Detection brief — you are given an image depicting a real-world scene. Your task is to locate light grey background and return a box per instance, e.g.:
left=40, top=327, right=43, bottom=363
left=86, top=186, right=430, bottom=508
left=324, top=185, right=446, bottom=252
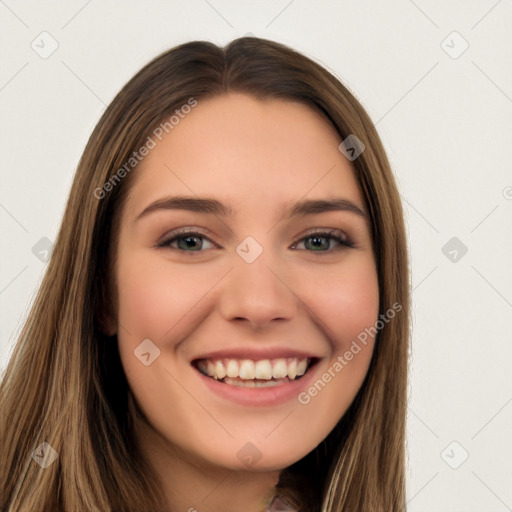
left=1, top=1, right=511, bottom=510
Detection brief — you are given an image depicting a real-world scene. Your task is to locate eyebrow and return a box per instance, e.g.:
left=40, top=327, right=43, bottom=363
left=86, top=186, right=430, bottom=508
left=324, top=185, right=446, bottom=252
left=135, top=195, right=367, bottom=221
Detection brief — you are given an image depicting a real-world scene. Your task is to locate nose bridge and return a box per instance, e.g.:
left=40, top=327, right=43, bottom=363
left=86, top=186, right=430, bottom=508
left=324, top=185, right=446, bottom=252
left=218, top=243, right=298, bottom=327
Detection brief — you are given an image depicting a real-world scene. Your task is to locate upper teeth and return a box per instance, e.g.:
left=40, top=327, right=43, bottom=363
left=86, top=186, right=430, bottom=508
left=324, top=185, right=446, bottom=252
left=196, top=357, right=310, bottom=380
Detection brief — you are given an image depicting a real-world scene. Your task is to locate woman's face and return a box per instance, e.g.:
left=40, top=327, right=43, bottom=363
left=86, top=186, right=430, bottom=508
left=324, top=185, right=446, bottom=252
left=113, top=92, right=379, bottom=473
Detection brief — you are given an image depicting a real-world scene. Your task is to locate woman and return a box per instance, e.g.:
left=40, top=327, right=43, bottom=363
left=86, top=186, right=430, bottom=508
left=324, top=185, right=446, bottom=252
left=0, top=36, right=410, bottom=511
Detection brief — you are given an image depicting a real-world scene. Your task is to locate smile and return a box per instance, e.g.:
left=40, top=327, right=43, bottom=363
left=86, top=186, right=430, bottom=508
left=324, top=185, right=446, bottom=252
left=194, top=357, right=314, bottom=387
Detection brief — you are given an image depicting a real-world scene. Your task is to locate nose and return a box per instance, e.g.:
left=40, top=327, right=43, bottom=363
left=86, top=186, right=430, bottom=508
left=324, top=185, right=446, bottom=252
left=218, top=251, right=299, bottom=330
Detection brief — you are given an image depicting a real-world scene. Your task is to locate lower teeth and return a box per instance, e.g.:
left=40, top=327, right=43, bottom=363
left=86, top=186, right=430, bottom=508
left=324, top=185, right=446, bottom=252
left=221, top=377, right=290, bottom=387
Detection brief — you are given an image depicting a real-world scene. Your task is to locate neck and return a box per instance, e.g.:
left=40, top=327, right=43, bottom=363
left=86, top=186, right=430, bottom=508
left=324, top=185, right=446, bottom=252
left=135, top=417, right=281, bottom=512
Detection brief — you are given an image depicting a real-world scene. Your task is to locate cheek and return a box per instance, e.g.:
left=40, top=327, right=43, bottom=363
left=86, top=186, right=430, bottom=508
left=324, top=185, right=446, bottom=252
left=303, top=257, right=380, bottom=351
left=115, top=253, right=214, bottom=341
left=292, top=261, right=379, bottom=436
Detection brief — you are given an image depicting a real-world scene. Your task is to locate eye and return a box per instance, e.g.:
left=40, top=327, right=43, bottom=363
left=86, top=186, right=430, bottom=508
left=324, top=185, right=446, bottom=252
left=291, top=229, right=354, bottom=252
left=156, top=228, right=215, bottom=252
left=156, top=228, right=355, bottom=253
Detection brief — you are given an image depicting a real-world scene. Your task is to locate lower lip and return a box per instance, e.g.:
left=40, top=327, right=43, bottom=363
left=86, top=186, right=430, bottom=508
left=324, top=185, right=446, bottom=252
left=194, top=362, right=319, bottom=407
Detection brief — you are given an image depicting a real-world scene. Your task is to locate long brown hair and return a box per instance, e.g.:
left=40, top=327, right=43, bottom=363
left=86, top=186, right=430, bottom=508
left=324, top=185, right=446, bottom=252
left=0, top=36, right=410, bottom=511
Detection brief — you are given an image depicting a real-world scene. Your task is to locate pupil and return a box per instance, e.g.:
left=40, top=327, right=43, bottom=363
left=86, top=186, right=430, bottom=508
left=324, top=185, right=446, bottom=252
left=309, top=236, right=327, bottom=250
left=181, top=236, right=200, bottom=250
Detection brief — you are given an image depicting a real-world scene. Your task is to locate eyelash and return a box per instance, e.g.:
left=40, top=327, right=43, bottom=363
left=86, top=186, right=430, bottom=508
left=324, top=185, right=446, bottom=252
left=156, top=228, right=355, bottom=253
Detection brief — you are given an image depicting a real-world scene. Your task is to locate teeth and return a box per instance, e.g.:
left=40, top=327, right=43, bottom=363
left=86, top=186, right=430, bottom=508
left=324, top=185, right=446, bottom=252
left=196, top=357, right=311, bottom=381
left=214, top=360, right=226, bottom=379
left=297, top=359, right=308, bottom=376
left=226, top=360, right=239, bottom=378
left=239, top=360, right=255, bottom=379
left=272, top=359, right=287, bottom=379
left=223, top=377, right=281, bottom=387
left=287, top=359, right=297, bottom=379
left=254, top=360, right=273, bottom=380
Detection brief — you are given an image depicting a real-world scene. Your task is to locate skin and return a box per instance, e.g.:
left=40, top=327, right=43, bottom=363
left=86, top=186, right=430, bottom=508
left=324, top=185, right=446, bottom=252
left=109, top=93, right=379, bottom=512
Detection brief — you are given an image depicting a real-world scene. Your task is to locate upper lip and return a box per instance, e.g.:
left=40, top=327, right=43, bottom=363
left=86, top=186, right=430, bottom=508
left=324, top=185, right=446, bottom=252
left=191, top=347, right=321, bottom=362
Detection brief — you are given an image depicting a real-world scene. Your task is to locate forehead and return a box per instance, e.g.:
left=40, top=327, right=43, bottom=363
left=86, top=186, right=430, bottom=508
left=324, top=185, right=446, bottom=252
left=123, top=93, right=365, bottom=218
